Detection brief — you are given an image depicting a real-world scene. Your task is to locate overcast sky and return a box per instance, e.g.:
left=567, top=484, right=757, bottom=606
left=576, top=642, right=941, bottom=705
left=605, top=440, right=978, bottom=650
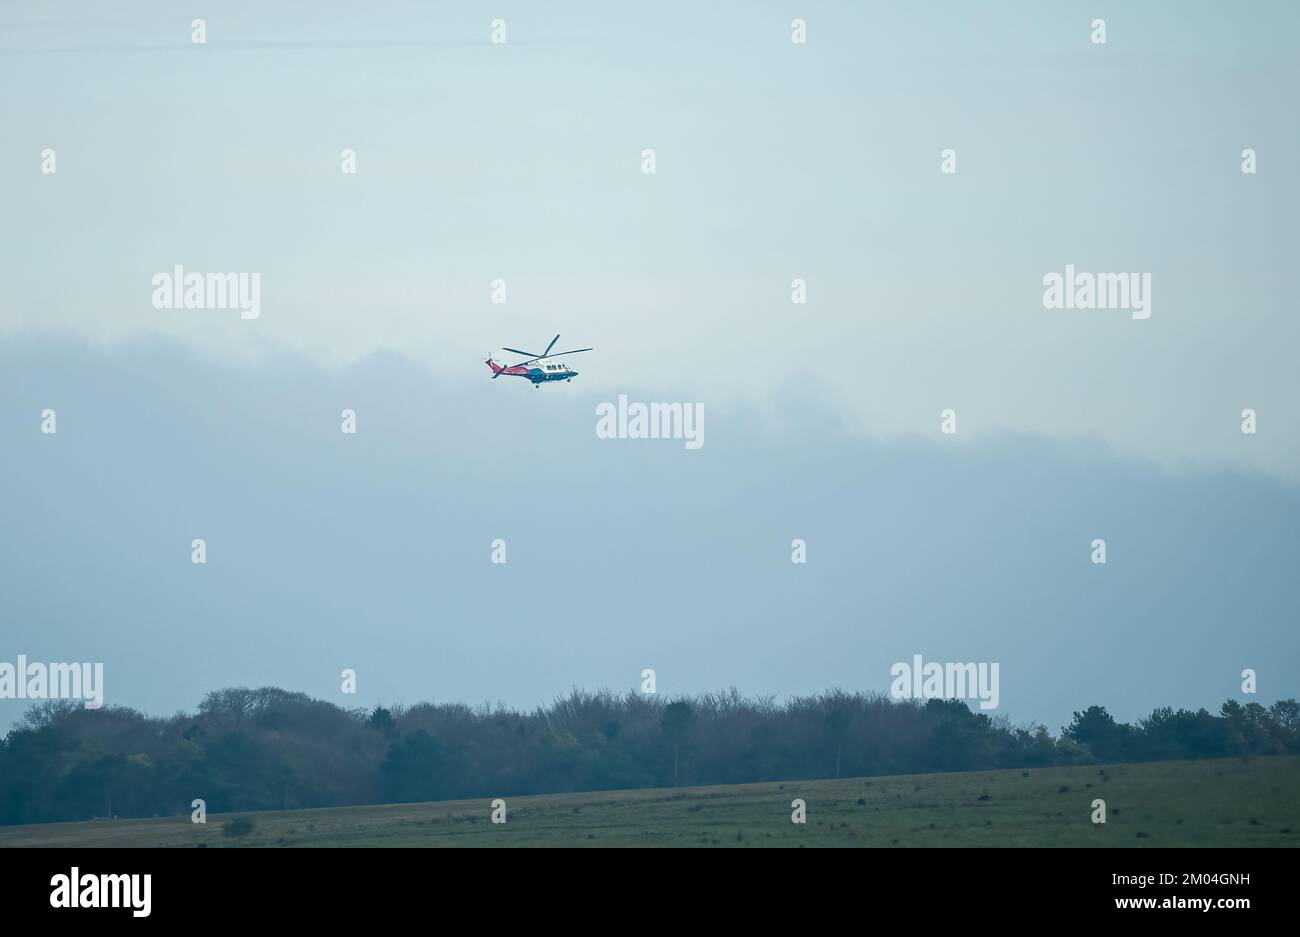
left=2, top=2, right=1297, bottom=732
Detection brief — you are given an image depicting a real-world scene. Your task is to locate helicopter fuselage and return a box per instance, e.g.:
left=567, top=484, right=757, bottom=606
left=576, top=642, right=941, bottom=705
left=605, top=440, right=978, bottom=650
left=486, top=357, right=578, bottom=384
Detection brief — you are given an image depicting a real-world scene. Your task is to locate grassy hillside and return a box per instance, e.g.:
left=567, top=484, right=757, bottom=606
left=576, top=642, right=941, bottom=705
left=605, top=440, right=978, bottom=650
left=2, top=756, right=1297, bottom=848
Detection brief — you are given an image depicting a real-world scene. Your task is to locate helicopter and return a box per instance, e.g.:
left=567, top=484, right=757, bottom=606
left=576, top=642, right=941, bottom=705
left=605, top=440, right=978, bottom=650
left=485, top=334, right=593, bottom=387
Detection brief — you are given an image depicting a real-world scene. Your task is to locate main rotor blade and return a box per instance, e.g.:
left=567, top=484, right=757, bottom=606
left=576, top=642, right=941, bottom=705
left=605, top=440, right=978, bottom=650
left=542, top=334, right=560, bottom=357
left=502, top=347, right=541, bottom=358
left=549, top=348, right=593, bottom=357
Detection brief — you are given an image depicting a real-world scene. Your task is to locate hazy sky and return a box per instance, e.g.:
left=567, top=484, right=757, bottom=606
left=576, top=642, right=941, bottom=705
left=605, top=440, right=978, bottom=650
left=2, top=2, right=1297, bottom=732
left=2, top=336, right=1297, bottom=734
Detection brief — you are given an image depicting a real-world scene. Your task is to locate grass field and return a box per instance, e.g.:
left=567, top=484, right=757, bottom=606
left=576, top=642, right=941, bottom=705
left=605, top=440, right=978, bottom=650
left=2, top=756, right=1297, bottom=847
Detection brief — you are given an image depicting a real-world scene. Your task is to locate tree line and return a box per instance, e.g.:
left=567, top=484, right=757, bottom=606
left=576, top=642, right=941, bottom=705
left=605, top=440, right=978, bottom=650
left=1, top=687, right=1296, bottom=825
